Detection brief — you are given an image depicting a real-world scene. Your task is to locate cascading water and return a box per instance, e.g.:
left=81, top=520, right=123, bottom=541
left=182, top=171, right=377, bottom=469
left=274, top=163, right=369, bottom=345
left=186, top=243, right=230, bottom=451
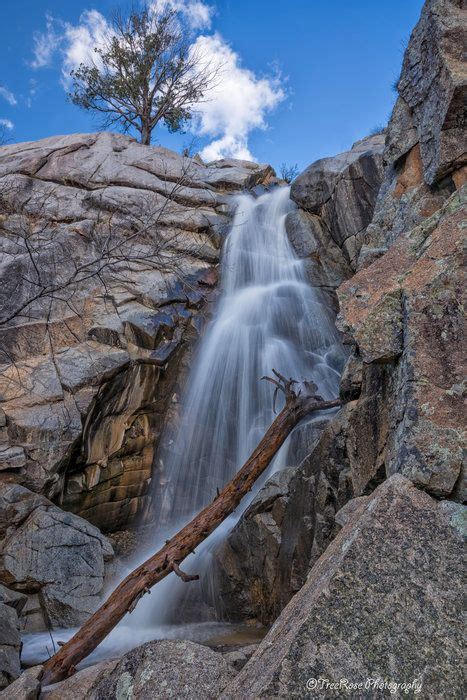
left=22, top=185, right=346, bottom=666
left=128, top=185, right=345, bottom=627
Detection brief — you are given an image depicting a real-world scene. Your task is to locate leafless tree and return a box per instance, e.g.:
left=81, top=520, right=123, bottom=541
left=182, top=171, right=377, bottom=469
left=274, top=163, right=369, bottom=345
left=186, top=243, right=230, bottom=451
left=280, top=162, right=299, bottom=183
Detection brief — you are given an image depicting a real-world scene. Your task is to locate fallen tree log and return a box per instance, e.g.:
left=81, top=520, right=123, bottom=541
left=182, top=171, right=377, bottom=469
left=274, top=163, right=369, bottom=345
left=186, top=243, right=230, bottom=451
left=42, top=370, right=341, bottom=685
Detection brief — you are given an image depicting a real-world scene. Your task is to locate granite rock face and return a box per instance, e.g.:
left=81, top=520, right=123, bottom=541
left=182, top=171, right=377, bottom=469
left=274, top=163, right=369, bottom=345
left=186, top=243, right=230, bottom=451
left=225, top=475, right=465, bottom=699
left=0, top=132, right=273, bottom=530
left=290, top=134, right=384, bottom=268
left=91, top=639, right=235, bottom=699
left=339, top=187, right=465, bottom=498
left=389, top=0, right=465, bottom=185
left=361, top=0, right=466, bottom=256
left=0, top=665, right=43, bottom=699
left=0, top=483, right=113, bottom=628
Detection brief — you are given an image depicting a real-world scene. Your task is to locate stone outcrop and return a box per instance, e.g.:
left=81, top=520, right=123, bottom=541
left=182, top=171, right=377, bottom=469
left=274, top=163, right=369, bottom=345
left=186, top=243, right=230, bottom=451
left=290, top=134, right=385, bottom=269
left=360, top=0, right=466, bottom=258
left=0, top=132, right=273, bottom=531
left=225, top=475, right=465, bottom=699
left=213, top=416, right=353, bottom=624
left=0, top=483, right=113, bottom=628
left=338, top=188, right=465, bottom=498
left=90, top=639, right=234, bottom=699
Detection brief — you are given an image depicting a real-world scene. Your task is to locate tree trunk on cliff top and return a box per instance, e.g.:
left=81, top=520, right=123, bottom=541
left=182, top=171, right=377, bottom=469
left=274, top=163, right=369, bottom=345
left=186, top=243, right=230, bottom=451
left=42, top=371, right=341, bottom=685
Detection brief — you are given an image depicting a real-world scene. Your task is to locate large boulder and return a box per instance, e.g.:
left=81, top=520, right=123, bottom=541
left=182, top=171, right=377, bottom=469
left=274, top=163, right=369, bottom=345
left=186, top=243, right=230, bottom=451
left=90, top=639, right=235, bottom=699
left=0, top=132, right=273, bottom=529
left=290, top=134, right=384, bottom=267
left=40, top=660, right=118, bottom=699
left=225, top=475, right=464, bottom=699
left=0, top=483, right=113, bottom=628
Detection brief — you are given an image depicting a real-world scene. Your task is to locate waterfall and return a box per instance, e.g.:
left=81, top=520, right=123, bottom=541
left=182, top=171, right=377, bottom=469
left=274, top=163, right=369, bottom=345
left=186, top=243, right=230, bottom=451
left=22, top=185, right=346, bottom=667
left=129, top=185, right=345, bottom=626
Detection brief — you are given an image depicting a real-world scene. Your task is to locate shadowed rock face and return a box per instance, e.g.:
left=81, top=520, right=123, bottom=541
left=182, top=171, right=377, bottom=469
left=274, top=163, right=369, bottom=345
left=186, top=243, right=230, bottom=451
left=212, top=418, right=353, bottom=625
left=290, top=134, right=385, bottom=269
left=224, top=476, right=465, bottom=699
left=339, top=188, right=465, bottom=498
left=0, top=132, right=274, bottom=531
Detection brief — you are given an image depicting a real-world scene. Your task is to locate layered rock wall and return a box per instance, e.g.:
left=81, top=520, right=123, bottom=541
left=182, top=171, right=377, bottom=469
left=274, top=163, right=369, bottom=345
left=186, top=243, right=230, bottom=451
left=0, top=133, right=273, bottom=531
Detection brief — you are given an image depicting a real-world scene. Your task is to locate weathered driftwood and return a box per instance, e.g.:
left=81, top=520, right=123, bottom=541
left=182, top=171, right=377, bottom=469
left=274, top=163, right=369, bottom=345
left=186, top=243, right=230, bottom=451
left=42, top=371, right=340, bottom=685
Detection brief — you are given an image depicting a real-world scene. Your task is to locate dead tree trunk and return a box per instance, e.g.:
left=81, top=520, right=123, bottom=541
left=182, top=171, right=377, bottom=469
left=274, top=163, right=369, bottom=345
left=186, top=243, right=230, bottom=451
left=42, top=371, right=341, bottom=685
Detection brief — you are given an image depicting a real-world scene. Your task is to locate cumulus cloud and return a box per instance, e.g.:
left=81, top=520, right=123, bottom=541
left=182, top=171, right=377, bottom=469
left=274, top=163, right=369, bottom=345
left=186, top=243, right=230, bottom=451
left=31, top=10, right=111, bottom=86
left=61, top=10, right=111, bottom=84
left=0, top=119, right=14, bottom=130
left=0, top=86, right=17, bottom=106
left=191, top=34, right=285, bottom=161
left=30, top=5, right=285, bottom=161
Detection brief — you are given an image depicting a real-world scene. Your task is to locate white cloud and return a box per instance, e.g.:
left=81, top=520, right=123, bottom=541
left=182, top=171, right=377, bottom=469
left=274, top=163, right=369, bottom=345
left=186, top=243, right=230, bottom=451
left=30, top=6, right=285, bottom=162
left=0, top=86, right=17, bottom=106
left=0, top=119, right=14, bottom=130
left=31, top=10, right=111, bottom=85
left=150, top=1, right=213, bottom=30
left=190, top=34, right=285, bottom=161
left=61, top=10, right=111, bottom=85
left=31, top=0, right=213, bottom=77
left=31, top=15, right=60, bottom=68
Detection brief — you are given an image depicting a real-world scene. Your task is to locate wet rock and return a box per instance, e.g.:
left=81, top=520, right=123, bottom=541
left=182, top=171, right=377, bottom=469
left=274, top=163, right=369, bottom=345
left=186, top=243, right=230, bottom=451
left=0, top=483, right=113, bottom=628
left=225, top=475, right=465, bottom=699
left=285, top=209, right=352, bottom=297
left=214, top=416, right=353, bottom=624
left=91, top=639, right=235, bottom=699
left=291, top=134, right=384, bottom=266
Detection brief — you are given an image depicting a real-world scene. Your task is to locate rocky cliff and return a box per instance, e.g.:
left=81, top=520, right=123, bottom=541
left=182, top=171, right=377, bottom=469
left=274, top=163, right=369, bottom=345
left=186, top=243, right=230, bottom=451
left=0, top=133, right=273, bottom=532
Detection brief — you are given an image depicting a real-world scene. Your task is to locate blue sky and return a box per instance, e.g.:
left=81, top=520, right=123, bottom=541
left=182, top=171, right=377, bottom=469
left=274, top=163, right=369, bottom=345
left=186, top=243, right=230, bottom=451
left=0, top=0, right=424, bottom=172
